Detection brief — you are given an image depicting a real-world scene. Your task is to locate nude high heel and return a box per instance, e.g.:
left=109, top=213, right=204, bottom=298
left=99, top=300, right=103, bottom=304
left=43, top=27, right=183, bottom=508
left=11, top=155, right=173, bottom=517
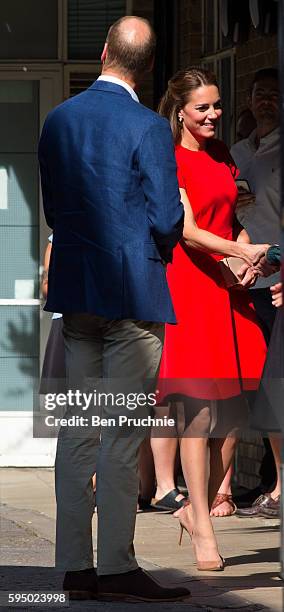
left=176, top=505, right=225, bottom=571
left=178, top=523, right=189, bottom=546
left=175, top=503, right=193, bottom=546
left=196, top=556, right=225, bottom=572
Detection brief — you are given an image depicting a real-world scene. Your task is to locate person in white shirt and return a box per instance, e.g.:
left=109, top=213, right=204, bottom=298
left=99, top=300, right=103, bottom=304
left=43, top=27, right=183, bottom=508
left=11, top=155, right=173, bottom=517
left=235, top=108, right=256, bottom=142
left=211, top=69, right=281, bottom=518
left=231, top=68, right=280, bottom=344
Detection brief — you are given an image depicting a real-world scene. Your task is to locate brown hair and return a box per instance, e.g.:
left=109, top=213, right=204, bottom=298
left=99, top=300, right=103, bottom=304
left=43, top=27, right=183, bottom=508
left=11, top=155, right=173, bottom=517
left=105, top=16, right=156, bottom=78
left=158, top=67, right=219, bottom=143
left=249, top=67, right=278, bottom=95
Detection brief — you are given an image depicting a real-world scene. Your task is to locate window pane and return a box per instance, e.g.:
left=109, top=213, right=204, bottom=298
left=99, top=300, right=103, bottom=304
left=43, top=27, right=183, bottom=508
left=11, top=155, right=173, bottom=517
left=0, top=155, right=38, bottom=226
left=0, top=307, right=39, bottom=411
left=0, top=79, right=40, bottom=413
left=0, top=0, right=58, bottom=59
left=68, top=0, right=126, bottom=60
left=0, top=81, right=39, bottom=298
left=0, top=227, right=39, bottom=299
left=0, top=81, right=39, bottom=153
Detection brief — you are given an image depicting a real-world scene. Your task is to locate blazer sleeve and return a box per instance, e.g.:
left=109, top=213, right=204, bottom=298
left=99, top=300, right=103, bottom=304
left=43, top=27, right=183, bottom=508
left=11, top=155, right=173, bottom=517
left=38, top=120, right=55, bottom=229
left=138, top=119, right=184, bottom=262
left=266, top=245, right=281, bottom=266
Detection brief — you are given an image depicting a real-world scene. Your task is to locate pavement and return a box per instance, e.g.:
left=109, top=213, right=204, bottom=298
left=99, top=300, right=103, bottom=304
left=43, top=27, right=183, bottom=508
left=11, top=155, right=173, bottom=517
left=0, top=468, right=283, bottom=611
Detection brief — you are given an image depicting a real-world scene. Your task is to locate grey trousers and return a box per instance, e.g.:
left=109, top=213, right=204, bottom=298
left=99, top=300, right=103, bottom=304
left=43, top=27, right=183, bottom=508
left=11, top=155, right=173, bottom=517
left=55, top=314, right=164, bottom=575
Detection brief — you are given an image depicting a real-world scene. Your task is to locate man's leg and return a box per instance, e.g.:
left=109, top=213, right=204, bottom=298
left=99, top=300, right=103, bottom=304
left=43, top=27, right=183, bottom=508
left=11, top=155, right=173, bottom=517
left=250, top=288, right=277, bottom=493
left=96, top=319, right=164, bottom=575
left=251, top=287, right=276, bottom=345
left=56, top=316, right=190, bottom=601
left=55, top=314, right=103, bottom=570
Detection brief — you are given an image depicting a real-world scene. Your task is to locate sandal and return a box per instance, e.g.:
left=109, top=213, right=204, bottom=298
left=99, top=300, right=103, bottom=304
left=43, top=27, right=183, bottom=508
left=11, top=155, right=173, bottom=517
left=151, top=488, right=188, bottom=512
left=211, top=493, right=237, bottom=517
left=137, top=496, right=152, bottom=513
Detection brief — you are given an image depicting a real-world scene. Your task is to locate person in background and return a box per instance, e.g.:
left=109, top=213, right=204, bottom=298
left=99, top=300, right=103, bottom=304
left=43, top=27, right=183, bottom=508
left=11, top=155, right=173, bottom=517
left=40, top=238, right=97, bottom=494
left=213, top=69, right=281, bottom=515
left=237, top=246, right=282, bottom=518
left=236, top=108, right=256, bottom=142
left=231, top=68, right=280, bottom=342
left=40, top=236, right=65, bottom=384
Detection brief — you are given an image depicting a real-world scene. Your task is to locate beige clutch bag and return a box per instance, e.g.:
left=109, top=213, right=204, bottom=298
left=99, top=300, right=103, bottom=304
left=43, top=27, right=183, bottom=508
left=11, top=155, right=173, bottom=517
left=219, top=256, right=246, bottom=288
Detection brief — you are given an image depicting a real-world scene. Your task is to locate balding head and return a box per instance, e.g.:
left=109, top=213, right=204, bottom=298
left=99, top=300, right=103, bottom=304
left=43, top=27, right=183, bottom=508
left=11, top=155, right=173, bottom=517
left=102, top=16, right=156, bottom=79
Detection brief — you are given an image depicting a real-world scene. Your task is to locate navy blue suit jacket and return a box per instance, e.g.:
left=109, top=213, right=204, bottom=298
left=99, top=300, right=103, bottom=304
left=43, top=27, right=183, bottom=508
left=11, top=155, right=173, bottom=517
left=39, top=80, right=184, bottom=323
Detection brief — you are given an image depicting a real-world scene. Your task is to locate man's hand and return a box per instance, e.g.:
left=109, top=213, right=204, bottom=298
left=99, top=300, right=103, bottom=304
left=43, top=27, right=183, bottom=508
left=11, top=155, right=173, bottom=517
left=271, top=282, right=283, bottom=308
left=253, top=254, right=278, bottom=277
left=239, top=243, right=270, bottom=266
left=236, top=263, right=257, bottom=288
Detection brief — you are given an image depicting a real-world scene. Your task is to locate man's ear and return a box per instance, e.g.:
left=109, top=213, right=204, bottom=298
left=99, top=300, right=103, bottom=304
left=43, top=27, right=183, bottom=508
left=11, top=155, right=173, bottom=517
left=247, top=94, right=252, bottom=110
left=101, top=43, right=108, bottom=64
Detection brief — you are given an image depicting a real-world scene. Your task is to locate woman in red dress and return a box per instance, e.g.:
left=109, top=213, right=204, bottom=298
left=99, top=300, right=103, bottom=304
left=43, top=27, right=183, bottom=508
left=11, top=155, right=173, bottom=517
left=152, top=68, right=268, bottom=570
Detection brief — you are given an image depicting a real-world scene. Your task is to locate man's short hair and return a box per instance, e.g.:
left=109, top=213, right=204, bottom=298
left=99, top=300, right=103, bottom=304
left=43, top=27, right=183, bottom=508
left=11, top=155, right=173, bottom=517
left=105, top=16, right=156, bottom=77
left=250, top=68, right=279, bottom=92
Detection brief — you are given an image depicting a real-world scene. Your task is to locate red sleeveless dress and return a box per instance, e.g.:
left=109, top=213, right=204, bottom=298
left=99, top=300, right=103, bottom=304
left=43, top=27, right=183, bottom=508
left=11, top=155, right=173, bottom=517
left=159, top=140, right=266, bottom=400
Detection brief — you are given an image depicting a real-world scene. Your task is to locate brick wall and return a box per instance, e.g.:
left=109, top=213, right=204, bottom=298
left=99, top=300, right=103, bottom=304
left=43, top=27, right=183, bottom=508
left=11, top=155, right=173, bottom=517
left=236, top=434, right=265, bottom=490
left=179, top=0, right=202, bottom=67
left=236, top=26, right=278, bottom=115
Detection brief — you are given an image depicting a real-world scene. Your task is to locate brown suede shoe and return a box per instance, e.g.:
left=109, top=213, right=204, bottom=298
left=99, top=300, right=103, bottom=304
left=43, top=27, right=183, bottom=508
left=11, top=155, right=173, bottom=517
left=98, top=568, right=190, bottom=602
left=63, top=568, right=97, bottom=600
left=236, top=494, right=271, bottom=517
left=259, top=495, right=280, bottom=518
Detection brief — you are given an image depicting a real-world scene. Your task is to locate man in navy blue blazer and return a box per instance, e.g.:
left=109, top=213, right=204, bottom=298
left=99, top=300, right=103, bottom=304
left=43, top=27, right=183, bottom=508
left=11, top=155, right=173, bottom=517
left=39, top=16, right=186, bottom=601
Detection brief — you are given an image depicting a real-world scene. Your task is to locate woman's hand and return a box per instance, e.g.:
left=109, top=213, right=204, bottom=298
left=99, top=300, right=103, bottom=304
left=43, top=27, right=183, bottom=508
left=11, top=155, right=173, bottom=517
left=271, top=282, right=283, bottom=308
left=238, top=243, right=270, bottom=266
left=236, top=264, right=257, bottom=289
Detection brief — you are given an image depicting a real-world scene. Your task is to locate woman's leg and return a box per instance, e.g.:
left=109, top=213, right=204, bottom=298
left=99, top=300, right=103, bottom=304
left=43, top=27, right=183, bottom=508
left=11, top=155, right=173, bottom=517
left=208, top=439, right=237, bottom=510
left=175, top=401, right=221, bottom=565
left=150, top=437, right=183, bottom=501
left=138, top=438, right=156, bottom=501
left=210, top=462, right=234, bottom=516
left=150, top=403, right=184, bottom=503
left=209, top=396, right=247, bottom=515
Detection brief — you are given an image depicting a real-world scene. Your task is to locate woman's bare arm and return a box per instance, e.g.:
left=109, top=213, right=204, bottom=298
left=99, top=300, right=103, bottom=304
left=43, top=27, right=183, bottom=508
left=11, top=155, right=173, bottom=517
left=180, top=188, right=268, bottom=265
left=41, top=242, right=52, bottom=299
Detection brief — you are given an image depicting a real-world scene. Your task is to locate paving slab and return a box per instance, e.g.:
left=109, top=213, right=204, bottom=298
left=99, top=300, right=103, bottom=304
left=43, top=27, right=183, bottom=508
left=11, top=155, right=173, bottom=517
left=0, top=468, right=283, bottom=611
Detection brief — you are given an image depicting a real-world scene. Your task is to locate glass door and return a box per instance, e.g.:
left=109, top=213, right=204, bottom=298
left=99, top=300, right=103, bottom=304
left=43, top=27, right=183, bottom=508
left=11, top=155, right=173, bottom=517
left=0, top=69, right=62, bottom=465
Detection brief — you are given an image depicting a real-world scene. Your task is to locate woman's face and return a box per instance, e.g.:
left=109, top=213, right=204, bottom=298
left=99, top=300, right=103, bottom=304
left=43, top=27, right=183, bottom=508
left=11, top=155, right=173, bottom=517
left=179, top=85, right=222, bottom=141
